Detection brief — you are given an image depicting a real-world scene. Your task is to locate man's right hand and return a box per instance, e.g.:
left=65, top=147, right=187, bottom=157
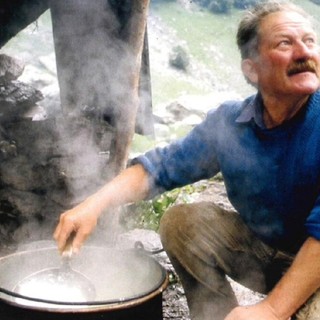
left=224, top=302, right=290, bottom=320
left=53, top=197, right=101, bottom=255
left=53, top=164, right=150, bottom=255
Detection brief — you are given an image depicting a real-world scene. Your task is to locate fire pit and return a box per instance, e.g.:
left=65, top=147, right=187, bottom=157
left=0, top=243, right=168, bottom=320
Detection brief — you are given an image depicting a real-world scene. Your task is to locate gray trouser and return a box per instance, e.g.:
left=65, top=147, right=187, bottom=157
left=159, top=202, right=299, bottom=320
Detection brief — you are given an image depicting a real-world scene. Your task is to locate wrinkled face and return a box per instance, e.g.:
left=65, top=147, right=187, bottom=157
left=243, top=11, right=320, bottom=98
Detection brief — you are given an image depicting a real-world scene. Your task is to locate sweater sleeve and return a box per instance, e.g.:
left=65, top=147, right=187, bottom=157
left=131, top=109, right=221, bottom=198
left=305, top=195, right=320, bottom=241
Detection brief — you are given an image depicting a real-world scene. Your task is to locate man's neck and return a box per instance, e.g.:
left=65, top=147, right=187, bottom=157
left=261, top=93, right=310, bottom=129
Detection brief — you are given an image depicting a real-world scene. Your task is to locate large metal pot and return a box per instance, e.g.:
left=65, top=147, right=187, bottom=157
left=0, top=243, right=168, bottom=320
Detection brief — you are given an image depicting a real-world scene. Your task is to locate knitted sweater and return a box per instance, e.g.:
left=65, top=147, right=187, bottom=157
left=134, top=90, right=320, bottom=253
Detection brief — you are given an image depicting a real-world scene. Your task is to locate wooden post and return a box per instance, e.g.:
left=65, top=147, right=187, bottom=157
left=107, top=0, right=151, bottom=173
left=50, top=0, right=150, bottom=178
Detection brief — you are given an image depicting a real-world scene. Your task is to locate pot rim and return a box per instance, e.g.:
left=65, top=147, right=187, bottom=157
left=0, top=245, right=169, bottom=312
left=0, top=273, right=169, bottom=313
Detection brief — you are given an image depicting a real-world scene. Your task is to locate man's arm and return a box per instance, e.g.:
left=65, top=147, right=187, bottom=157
left=54, top=163, right=150, bottom=254
left=225, top=236, right=320, bottom=320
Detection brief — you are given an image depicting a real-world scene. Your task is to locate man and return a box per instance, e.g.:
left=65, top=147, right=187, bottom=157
left=54, top=1, right=320, bottom=319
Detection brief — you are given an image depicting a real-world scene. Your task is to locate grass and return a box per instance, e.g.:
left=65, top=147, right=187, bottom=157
left=150, top=2, right=251, bottom=98
left=131, top=1, right=252, bottom=155
left=159, top=5, right=240, bottom=65
left=151, top=72, right=213, bottom=108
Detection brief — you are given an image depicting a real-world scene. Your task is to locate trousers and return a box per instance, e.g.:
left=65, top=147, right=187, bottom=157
left=159, top=202, right=319, bottom=320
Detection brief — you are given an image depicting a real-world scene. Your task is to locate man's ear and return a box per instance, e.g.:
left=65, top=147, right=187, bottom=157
left=241, top=59, right=258, bottom=86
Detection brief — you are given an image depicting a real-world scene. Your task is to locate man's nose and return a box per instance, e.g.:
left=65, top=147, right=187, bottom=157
left=293, top=41, right=315, bottom=60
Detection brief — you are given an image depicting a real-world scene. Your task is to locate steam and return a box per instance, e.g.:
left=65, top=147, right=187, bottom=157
left=48, top=0, right=150, bottom=246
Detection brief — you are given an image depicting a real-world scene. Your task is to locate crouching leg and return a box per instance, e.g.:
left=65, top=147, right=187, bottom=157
left=159, top=202, right=276, bottom=320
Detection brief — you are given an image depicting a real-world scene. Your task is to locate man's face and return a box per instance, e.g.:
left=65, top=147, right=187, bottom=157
left=245, top=11, right=320, bottom=98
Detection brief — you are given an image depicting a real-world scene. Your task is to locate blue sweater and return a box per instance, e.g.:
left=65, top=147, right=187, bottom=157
left=134, top=90, right=320, bottom=253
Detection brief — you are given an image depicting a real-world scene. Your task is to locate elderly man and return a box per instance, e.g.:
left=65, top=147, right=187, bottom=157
left=54, top=1, right=320, bottom=319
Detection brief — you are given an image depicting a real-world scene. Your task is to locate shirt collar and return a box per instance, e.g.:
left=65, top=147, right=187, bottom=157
left=236, top=93, right=266, bottom=128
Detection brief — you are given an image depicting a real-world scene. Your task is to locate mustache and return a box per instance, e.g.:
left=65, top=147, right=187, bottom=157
left=287, top=60, right=318, bottom=76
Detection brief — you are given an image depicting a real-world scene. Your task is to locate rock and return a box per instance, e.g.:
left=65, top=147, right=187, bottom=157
left=0, top=156, right=41, bottom=191
left=0, top=81, right=43, bottom=121
left=4, top=118, right=60, bottom=160
left=0, top=188, right=43, bottom=219
left=166, top=101, right=203, bottom=122
left=169, top=45, right=190, bottom=71
left=0, top=54, right=25, bottom=85
left=19, top=63, right=58, bottom=91
left=0, top=140, right=17, bottom=160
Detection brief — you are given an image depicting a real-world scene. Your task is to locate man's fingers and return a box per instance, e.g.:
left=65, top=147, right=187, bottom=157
left=53, top=214, right=76, bottom=254
left=71, top=229, right=91, bottom=254
left=53, top=205, right=98, bottom=255
left=53, top=219, right=63, bottom=241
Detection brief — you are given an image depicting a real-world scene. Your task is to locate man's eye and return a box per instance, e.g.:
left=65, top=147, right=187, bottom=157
left=277, top=40, right=290, bottom=48
left=305, top=38, right=316, bottom=45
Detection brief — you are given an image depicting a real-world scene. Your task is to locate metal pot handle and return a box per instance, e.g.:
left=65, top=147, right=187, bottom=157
left=134, top=241, right=164, bottom=255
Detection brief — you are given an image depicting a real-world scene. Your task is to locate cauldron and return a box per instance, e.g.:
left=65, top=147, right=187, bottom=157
left=0, top=243, right=168, bottom=320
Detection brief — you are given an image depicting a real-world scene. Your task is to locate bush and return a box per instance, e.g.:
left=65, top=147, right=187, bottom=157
left=120, top=182, right=209, bottom=231
left=121, top=189, right=181, bottom=231
left=169, top=45, right=190, bottom=71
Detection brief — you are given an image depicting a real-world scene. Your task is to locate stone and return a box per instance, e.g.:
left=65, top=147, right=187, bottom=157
left=0, top=81, right=43, bottom=120
left=0, top=54, right=25, bottom=85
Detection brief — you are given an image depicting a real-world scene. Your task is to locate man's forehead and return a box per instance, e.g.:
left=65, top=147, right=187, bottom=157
left=259, top=10, right=316, bottom=37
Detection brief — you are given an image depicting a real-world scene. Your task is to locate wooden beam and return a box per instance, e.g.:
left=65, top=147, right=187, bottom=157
left=50, top=0, right=150, bottom=176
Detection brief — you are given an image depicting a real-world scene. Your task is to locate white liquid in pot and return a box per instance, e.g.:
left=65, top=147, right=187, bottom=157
left=13, top=268, right=95, bottom=303
left=0, top=246, right=167, bottom=310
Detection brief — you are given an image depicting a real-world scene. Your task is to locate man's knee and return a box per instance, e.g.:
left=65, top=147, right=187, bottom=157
left=159, top=202, right=229, bottom=255
left=159, top=203, right=193, bottom=252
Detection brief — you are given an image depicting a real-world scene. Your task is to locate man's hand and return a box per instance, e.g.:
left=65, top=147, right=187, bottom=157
left=224, top=302, right=290, bottom=320
left=53, top=164, right=150, bottom=255
left=225, top=237, right=320, bottom=320
left=53, top=198, right=101, bottom=255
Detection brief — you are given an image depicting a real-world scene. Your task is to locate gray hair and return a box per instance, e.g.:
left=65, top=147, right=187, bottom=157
left=236, top=0, right=313, bottom=60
